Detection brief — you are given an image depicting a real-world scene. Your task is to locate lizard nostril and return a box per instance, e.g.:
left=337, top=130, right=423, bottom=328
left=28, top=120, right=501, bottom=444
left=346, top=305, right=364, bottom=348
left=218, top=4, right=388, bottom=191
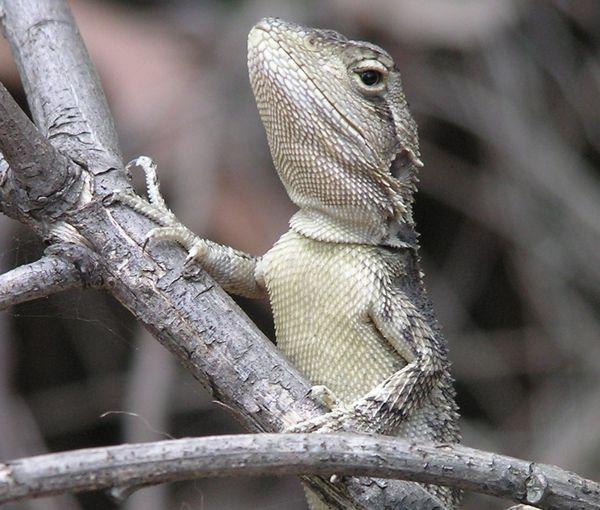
left=305, top=36, right=318, bottom=50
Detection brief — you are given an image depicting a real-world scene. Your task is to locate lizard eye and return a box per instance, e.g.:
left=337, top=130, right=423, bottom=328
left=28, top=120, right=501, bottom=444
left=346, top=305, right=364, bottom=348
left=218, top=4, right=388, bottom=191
left=353, top=60, right=388, bottom=94
left=359, top=70, right=382, bottom=86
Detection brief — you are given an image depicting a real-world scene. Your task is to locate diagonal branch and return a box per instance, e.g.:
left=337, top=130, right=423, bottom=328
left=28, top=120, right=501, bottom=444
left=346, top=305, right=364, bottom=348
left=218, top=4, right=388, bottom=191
left=0, top=82, right=87, bottom=222
left=0, top=0, right=124, bottom=192
left=1, top=433, right=598, bottom=510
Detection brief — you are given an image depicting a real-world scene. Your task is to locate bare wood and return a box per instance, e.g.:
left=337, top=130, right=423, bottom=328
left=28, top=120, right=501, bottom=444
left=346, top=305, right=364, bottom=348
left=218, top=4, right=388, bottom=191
left=0, top=432, right=598, bottom=510
left=0, top=0, right=124, bottom=193
left=0, top=241, right=104, bottom=310
left=0, top=83, right=85, bottom=224
left=0, top=256, right=80, bottom=309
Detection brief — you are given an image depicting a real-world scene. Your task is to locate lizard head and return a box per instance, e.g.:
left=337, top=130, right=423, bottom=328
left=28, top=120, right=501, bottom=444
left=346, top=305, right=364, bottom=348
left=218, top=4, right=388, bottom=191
left=248, top=18, right=422, bottom=247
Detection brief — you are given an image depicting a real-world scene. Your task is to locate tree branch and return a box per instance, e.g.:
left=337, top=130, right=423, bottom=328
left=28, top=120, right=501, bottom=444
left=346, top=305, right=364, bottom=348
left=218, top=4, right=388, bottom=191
left=0, top=256, right=80, bottom=309
left=0, top=0, right=124, bottom=193
left=0, top=433, right=598, bottom=510
left=0, top=243, right=102, bottom=310
left=0, top=82, right=86, bottom=224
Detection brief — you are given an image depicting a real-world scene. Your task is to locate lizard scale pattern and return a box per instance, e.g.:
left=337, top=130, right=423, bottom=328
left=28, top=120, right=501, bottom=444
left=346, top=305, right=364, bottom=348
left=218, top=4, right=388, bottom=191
left=112, top=17, right=461, bottom=509
left=249, top=19, right=460, bottom=509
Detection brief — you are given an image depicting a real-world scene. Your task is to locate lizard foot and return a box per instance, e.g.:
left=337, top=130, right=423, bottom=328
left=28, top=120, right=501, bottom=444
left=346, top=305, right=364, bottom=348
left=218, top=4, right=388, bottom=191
left=106, top=156, right=176, bottom=227
left=145, top=226, right=210, bottom=270
left=106, top=156, right=207, bottom=266
left=284, top=405, right=354, bottom=434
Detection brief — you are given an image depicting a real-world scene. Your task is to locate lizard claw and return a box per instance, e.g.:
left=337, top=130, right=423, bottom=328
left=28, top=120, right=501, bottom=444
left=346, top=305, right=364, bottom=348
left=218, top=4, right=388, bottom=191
left=103, top=189, right=128, bottom=207
left=111, top=155, right=174, bottom=224
left=126, top=156, right=167, bottom=209
left=185, top=241, right=208, bottom=264
left=307, top=385, right=340, bottom=410
left=107, top=157, right=206, bottom=273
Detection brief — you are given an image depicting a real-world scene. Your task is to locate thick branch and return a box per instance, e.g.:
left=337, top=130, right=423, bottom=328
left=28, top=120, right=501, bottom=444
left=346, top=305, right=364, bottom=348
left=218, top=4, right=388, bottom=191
left=0, top=83, right=85, bottom=221
left=0, top=0, right=125, bottom=193
left=0, top=433, right=598, bottom=510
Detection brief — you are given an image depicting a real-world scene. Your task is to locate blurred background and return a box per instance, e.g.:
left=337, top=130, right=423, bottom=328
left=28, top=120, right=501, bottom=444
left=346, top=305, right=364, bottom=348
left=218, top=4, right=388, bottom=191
left=0, top=0, right=599, bottom=509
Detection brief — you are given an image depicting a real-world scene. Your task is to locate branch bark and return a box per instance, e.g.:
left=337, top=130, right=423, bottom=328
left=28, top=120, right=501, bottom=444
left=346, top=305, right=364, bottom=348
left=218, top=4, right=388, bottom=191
left=0, top=242, right=102, bottom=310
left=1, top=433, right=598, bottom=510
left=0, top=255, right=80, bottom=309
left=0, top=0, right=124, bottom=193
left=0, top=82, right=86, bottom=230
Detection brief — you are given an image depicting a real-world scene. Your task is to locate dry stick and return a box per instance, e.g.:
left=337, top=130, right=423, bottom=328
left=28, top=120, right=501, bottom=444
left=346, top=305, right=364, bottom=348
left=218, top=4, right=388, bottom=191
left=0, top=83, right=86, bottom=227
left=0, top=0, right=125, bottom=194
left=0, top=2, right=439, bottom=508
left=0, top=255, right=82, bottom=310
left=1, top=433, right=599, bottom=510
left=0, top=238, right=105, bottom=311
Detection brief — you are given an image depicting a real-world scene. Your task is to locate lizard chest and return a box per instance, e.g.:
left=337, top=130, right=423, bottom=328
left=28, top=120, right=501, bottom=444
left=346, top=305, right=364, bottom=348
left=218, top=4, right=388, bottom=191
left=261, top=230, right=404, bottom=404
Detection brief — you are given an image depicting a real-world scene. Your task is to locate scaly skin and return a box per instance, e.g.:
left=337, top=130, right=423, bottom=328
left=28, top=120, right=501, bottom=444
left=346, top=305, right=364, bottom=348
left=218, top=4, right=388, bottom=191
left=112, top=18, right=461, bottom=509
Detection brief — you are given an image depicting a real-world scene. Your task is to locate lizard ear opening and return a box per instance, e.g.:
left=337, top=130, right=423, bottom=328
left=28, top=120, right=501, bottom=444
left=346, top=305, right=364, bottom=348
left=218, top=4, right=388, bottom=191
left=390, top=149, right=413, bottom=178
left=386, top=71, right=423, bottom=170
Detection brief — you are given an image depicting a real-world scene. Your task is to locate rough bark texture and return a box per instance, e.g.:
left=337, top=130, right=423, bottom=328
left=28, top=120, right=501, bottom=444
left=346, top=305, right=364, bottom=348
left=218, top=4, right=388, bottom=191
left=1, top=433, right=599, bottom=510
left=0, top=253, right=81, bottom=310
left=0, top=0, right=124, bottom=192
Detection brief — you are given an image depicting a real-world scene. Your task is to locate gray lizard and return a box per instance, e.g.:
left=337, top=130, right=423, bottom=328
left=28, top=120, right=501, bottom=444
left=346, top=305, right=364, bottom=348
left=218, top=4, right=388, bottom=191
left=112, top=18, right=461, bottom=509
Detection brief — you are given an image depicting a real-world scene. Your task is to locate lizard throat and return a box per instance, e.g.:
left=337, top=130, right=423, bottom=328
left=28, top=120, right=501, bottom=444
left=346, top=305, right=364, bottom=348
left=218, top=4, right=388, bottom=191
left=289, top=207, right=417, bottom=248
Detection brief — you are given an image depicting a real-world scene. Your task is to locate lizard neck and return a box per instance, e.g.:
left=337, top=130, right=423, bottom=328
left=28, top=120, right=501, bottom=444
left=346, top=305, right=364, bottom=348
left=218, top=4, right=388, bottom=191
left=289, top=207, right=418, bottom=248
left=287, top=153, right=420, bottom=248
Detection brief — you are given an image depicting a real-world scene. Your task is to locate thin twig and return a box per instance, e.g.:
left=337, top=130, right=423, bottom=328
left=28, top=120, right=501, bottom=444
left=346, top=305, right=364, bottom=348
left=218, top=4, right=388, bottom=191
left=0, top=255, right=81, bottom=310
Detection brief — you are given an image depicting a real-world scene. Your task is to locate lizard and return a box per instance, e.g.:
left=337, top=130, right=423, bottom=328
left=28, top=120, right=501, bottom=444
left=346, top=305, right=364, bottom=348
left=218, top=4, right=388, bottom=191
left=111, top=17, right=461, bottom=509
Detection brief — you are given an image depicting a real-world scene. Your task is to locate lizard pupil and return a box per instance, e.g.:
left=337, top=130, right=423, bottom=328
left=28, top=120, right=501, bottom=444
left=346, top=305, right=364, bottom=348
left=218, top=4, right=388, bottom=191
left=359, top=70, right=381, bottom=86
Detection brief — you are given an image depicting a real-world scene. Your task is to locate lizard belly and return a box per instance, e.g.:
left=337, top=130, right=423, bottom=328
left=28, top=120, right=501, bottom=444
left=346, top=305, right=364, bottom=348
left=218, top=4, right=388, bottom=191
left=262, top=230, right=405, bottom=404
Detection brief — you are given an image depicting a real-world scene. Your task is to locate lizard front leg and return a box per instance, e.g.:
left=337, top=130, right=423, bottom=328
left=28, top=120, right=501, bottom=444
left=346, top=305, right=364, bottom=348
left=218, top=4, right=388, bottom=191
left=108, top=157, right=265, bottom=299
left=286, top=289, right=447, bottom=435
left=286, top=290, right=458, bottom=508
